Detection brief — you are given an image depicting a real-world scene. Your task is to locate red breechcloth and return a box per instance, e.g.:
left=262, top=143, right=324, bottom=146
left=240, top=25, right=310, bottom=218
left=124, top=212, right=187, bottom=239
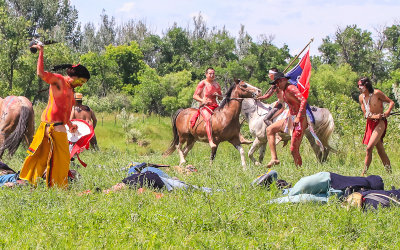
left=363, top=119, right=387, bottom=145
left=190, top=104, right=218, bottom=128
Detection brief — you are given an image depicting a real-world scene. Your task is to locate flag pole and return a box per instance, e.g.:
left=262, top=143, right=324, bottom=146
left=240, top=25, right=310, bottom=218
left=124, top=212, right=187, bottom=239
left=283, top=38, right=314, bottom=73
left=260, top=38, right=314, bottom=98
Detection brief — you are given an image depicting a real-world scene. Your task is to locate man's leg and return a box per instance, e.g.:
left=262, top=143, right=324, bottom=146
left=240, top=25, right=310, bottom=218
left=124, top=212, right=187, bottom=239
left=375, top=139, right=392, bottom=174
left=266, top=119, right=285, bottom=167
left=264, top=103, right=283, bottom=126
left=290, top=118, right=307, bottom=167
left=362, top=120, right=386, bottom=176
left=201, top=109, right=216, bottom=148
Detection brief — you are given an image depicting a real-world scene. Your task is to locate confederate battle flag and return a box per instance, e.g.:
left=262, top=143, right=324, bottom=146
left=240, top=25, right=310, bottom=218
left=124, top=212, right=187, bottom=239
left=285, top=49, right=312, bottom=99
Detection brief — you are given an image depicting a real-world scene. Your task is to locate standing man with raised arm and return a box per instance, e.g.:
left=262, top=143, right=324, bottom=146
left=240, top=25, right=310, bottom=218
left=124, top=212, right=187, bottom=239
left=358, top=77, right=394, bottom=176
left=20, top=42, right=90, bottom=188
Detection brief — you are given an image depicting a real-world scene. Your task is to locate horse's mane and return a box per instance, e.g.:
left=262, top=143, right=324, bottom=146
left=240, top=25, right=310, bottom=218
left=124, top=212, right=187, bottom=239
left=218, top=83, right=235, bottom=109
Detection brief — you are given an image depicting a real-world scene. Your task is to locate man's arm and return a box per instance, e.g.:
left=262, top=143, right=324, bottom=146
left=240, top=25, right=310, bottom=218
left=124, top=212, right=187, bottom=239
left=70, top=107, right=76, bottom=120
left=215, top=83, right=223, bottom=100
left=258, top=85, right=277, bottom=100
left=289, top=86, right=307, bottom=120
left=91, top=109, right=97, bottom=129
left=34, top=44, right=61, bottom=86
left=359, top=95, right=367, bottom=117
left=378, top=90, right=395, bottom=118
left=193, top=81, right=206, bottom=104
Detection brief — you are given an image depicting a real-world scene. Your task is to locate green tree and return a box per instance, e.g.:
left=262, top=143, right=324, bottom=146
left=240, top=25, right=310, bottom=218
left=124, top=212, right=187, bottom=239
left=132, top=66, right=166, bottom=114
left=79, top=51, right=120, bottom=96
left=104, top=42, right=145, bottom=94
left=0, top=3, right=30, bottom=90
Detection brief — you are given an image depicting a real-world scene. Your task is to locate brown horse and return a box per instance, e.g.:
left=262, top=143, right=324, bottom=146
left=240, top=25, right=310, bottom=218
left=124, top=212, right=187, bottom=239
left=164, top=80, right=261, bottom=169
left=0, top=96, right=35, bottom=158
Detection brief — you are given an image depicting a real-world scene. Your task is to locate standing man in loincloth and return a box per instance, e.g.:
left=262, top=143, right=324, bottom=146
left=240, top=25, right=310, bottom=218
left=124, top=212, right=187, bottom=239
left=358, top=77, right=394, bottom=176
left=19, top=42, right=90, bottom=188
left=70, top=93, right=98, bottom=150
left=264, top=72, right=307, bottom=168
left=191, top=67, right=223, bottom=149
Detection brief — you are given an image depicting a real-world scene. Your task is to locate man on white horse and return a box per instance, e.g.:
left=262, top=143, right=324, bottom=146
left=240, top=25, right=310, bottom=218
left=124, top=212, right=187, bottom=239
left=258, top=68, right=285, bottom=126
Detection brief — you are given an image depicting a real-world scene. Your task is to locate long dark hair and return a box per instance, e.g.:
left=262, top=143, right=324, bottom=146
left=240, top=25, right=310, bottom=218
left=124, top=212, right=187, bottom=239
left=52, top=64, right=90, bottom=80
left=359, top=77, right=374, bottom=93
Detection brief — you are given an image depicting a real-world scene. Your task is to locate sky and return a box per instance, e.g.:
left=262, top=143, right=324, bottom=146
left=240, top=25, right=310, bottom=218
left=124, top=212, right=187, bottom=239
left=70, top=0, right=400, bottom=56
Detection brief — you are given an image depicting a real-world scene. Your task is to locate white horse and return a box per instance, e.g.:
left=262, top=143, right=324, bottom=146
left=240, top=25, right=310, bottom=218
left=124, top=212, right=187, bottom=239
left=241, top=98, right=335, bottom=165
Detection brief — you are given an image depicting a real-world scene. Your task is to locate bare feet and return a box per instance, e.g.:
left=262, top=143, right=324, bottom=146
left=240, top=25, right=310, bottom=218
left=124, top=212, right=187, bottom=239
left=266, top=159, right=280, bottom=168
left=361, top=165, right=369, bottom=176
left=239, top=134, right=253, bottom=144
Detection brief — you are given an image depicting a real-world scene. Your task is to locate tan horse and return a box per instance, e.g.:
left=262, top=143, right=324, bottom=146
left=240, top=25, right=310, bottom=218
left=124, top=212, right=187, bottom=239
left=0, top=96, right=35, bottom=158
left=164, top=80, right=261, bottom=169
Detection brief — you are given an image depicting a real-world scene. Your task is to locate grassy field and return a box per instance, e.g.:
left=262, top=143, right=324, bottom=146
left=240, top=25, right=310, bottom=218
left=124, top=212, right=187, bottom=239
left=1, top=111, right=400, bottom=248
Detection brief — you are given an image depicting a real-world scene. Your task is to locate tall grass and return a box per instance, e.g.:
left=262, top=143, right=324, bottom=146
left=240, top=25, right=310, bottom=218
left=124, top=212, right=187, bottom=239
left=0, top=111, right=399, bottom=248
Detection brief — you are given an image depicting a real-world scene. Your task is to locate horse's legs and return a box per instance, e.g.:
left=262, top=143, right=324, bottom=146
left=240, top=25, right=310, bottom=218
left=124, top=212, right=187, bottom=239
left=0, top=132, right=5, bottom=158
left=258, top=143, right=267, bottom=164
left=305, top=131, right=323, bottom=162
left=176, top=137, right=187, bottom=166
left=230, top=138, right=247, bottom=170
left=183, top=137, right=195, bottom=157
left=248, top=137, right=262, bottom=165
left=25, top=110, right=35, bottom=145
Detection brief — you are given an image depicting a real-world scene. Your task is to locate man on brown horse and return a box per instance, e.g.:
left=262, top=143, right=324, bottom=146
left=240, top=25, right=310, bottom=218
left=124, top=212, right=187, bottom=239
left=20, top=42, right=90, bottom=188
left=191, top=67, right=223, bottom=149
left=70, top=93, right=98, bottom=150
left=358, top=77, right=394, bottom=176
left=265, top=72, right=307, bottom=168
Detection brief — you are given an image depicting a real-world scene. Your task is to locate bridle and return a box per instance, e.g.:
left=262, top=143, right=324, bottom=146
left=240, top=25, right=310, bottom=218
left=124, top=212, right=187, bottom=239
left=225, top=80, right=259, bottom=101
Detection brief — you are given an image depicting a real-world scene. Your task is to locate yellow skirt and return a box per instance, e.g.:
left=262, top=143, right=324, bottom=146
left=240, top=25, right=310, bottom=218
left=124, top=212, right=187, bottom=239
left=19, top=122, right=70, bottom=188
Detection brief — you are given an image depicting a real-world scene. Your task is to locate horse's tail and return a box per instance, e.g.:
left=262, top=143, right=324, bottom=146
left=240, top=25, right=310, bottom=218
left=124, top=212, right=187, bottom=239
left=163, top=108, right=184, bottom=157
left=315, top=110, right=336, bottom=152
left=0, top=106, right=31, bottom=158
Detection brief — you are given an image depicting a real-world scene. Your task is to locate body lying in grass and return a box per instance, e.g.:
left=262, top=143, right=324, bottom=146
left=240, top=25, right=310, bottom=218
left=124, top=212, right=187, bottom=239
left=81, top=165, right=217, bottom=196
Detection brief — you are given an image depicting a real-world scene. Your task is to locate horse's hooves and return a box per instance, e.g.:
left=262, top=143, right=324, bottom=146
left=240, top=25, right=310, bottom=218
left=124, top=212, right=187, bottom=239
left=255, top=162, right=261, bottom=166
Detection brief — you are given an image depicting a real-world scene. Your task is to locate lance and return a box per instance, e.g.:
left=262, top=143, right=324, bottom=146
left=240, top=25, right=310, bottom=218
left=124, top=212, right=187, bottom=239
left=283, top=37, right=314, bottom=73
left=262, top=38, right=315, bottom=97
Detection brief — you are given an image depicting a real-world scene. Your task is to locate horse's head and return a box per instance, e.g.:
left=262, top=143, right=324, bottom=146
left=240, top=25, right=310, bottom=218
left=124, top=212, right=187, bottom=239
left=234, top=79, right=261, bottom=98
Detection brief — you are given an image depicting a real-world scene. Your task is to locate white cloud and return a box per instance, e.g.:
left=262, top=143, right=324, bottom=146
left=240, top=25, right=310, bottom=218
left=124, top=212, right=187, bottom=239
left=117, top=2, right=135, bottom=13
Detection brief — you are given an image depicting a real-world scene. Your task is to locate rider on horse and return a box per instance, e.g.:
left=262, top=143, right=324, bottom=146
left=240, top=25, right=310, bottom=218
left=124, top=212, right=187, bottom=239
left=191, top=67, right=222, bottom=149
left=258, top=67, right=285, bottom=126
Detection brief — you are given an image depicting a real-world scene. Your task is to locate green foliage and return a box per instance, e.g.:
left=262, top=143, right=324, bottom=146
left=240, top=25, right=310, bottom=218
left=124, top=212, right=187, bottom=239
left=105, top=42, right=145, bottom=91
left=79, top=51, right=121, bottom=96
left=84, top=92, right=133, bottom=113
left=132, top=66, right=165, bottom=114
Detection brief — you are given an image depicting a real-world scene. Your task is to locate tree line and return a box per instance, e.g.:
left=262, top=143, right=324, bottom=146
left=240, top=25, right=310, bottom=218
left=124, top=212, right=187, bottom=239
left=1, top=0, right=400, bottom=119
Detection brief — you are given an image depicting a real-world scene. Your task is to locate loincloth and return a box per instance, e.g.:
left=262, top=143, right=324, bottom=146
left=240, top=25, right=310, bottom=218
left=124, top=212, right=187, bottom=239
left=20, top=122, right=70, bottom=187
left=363, top=119, right=387, bottom=145
left=190, top=104, right=218, bottom=128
